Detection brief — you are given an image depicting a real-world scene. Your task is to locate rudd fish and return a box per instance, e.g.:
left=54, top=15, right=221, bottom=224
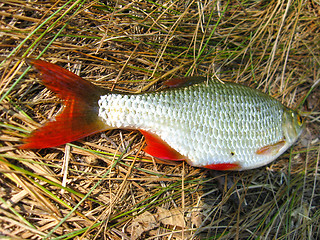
left=20, top=59, right=304, bottom=170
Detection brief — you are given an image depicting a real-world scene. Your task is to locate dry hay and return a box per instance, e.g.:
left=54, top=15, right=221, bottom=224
left=0, top=0, right=319, bottom=239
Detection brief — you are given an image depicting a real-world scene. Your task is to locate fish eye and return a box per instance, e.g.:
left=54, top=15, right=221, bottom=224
left=297, top=114, right=303, bottom=126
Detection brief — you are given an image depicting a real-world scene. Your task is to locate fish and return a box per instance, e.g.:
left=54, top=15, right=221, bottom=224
left=19, top=59, right=304, bottom=170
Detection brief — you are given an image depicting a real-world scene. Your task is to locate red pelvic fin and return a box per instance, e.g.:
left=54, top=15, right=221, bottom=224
left=20, top=59, right=108, bottom=149
left=164, top=76, right=207, bottom=88
left=204, top=163, right=241, bottom=171
left=140, top=130, right=185, bottom=161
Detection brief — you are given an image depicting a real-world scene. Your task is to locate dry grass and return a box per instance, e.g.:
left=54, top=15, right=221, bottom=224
left=0, top=0, right=319, bottom=239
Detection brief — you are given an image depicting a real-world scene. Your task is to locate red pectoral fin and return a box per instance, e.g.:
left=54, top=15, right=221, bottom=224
left=140, top=130, right=185, bottom=161
left=256, top=140, right=286, bottom=155
left=204, top=163, right=241, bottom=171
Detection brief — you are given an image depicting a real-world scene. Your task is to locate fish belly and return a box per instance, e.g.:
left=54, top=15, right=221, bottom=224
left=98, top=81, right=285, bottom=170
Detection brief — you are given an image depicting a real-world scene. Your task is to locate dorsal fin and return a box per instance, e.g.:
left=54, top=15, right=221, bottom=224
left=163, top=76, right=207, bottom=88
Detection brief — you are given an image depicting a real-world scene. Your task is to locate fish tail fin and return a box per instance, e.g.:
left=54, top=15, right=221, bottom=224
left=20, top=59, right=109, bottom=149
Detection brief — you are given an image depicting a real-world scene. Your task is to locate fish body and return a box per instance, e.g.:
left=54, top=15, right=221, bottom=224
left=20, top=60, right=304, bottom=170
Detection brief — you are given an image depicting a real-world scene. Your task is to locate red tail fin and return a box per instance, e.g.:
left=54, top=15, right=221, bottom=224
left=20, top=59, right=109, bottom=149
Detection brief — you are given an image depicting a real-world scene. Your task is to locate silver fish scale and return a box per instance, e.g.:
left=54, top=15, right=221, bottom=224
left=98, top=79, right=284, bottom=169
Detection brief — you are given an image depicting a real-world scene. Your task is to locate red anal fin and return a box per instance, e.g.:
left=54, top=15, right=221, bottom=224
left=164, top=76, right=207, bottom=88
left=140, top=130, right=185, bottom=161
left=256, top=140, right=286, bottom=155
left=20, top=59, right=109, bottom=149
left=204, top=163, right=241, bottom=171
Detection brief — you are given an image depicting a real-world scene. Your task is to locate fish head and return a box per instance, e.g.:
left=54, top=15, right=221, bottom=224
left=252, top=107, right=304, bottom=171
left=282, top=108, right=304, bottom=144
